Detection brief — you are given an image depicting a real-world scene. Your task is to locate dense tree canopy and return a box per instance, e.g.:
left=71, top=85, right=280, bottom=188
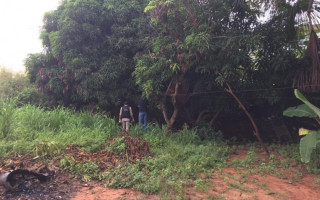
left=26, top=0, right=318, bottom=130
left=26, top=0, right=150, bottom=111
left=133, top=0, right=312, bottom=128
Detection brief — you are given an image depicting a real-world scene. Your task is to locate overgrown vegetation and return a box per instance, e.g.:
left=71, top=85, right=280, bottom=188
left=24, top=0, right=320, bottom=132
left=2, top=0, right=320, bottom=198
left=0, top=102, right=229, bottom=197
left=1, top=102, right=320, bottom=198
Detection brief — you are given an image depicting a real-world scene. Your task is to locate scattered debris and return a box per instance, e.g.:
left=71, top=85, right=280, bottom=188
left=0, top=169, right=48, bottom=190
left=64, top=131, right=151, bottom=169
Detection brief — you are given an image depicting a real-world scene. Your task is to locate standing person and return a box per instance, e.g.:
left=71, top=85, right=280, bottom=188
left=138, top=97, right=148, bottom=129
left=119, top=101, right=134, bottom=132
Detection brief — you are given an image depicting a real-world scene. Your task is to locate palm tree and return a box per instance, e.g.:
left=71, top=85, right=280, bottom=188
left=259, top=0, right=320, bottom=92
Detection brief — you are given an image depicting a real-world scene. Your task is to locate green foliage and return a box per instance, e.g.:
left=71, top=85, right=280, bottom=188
left=283, top=104, right=317, bottom=118
left=273, top=144, right=301, bottom=163
left=294, top=89, right=320, bottom=118
left=105, top=136, right=126, bottom=155
left=2, top=103, right=317, bottom=197
left=0, top=103, right=117, bottom=156
left=231, top=150, right=257, bottom=169
left=26, top=0, right=150, bottom=110
left=60, top=156, right=100, bottom=181
left=144, top=0, right=156, bottom=13
left=185, top=32, right=211, bottom=52
left=0, top=99, right=15, bottom=138
left=299, top=131, right=320, bottom=163
left=195, top=126, right=224, bottom=141
left=103, top=127, right=229, bottom=195
left=104, top=163, right=146, bottom=188
left=33, top=141, right=63, bottom=157
left=20, top=0, right=312, bottom=132
left=194, top=178, right=210, bottom=192
left=283, top=89, right=320, bottom=163
left=0, top=67, right=45, bottom=106
left=0, top=68, right=29, bottom=99
left=229, top=144, right=304, bottom=179
left=134, top=0, right=305, bottom=129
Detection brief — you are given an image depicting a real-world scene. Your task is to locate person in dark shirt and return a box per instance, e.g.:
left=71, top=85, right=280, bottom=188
left=138, top=98, right=148, bottom=129
left=119, top=101, right=134, bottom=132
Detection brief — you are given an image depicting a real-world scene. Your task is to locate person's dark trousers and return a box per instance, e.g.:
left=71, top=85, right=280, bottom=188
left=139, top=112, right=147, bottom=129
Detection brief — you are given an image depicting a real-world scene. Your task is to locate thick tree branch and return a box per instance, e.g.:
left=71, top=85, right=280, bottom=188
left=161, top=103, right=170, bottom=125
left=169, top=107, right=179, bottom=126
left=226, top=83, right=269, bottom=155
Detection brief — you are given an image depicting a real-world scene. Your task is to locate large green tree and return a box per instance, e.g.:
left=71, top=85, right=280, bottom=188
left=134, top=0, right=270, bottom=129
left=133, top=0, right=317, bottom=135
left=25, top=0, right=317, bottom=132
left=26, top=0, right=149, bottom=112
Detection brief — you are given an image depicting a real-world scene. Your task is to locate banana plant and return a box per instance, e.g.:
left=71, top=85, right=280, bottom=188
left=283, top=89, right=320, bottom=163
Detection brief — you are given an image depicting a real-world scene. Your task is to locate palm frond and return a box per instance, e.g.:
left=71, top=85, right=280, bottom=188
left=293, top=0, right=320, bottom=92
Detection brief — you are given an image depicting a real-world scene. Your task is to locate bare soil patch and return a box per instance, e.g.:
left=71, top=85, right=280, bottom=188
left=183, top=168, right=320, bottom=200
left=184, top=147, right=320, bottom=200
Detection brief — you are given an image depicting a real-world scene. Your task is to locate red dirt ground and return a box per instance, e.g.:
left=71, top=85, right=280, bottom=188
left=1, top=145, right=320, bottom=200
left=182, top=147, right=320, bottom=200
left=71, top=183, right=159, bottom=200
left=183, top=168, right=320, bottom=200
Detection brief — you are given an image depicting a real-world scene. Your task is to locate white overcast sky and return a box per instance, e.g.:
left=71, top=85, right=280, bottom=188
left=0, top=0, right=60, bottom=72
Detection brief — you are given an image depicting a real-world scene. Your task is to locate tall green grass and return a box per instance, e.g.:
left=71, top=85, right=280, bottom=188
left=0, top=99, right=15, bottom=138
left=0, top=100, right=118, bottom=155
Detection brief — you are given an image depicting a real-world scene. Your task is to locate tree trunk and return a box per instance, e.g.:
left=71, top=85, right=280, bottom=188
left=162, top=74, right=187, bottom=131
left=161, top=103, right=179, bottom=131
left=226, top=83, right=269, bottom=155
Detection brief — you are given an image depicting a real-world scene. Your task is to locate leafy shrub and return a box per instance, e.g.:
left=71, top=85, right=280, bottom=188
left=195, top=126, right=224, bottom=141
left=59, top=156, right=100, bottom=181
left=306, top=148, right=320, bottom=174
left=16, top=87, right=48, bottom=107
left=104, top=163, right=146, bottom=188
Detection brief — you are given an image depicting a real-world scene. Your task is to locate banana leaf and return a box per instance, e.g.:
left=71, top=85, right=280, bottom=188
left=283, top=104, right=317, bottom=118
left=300, top=130, right=320, bottom=163
left=294, top=89, right=320, bottom=118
